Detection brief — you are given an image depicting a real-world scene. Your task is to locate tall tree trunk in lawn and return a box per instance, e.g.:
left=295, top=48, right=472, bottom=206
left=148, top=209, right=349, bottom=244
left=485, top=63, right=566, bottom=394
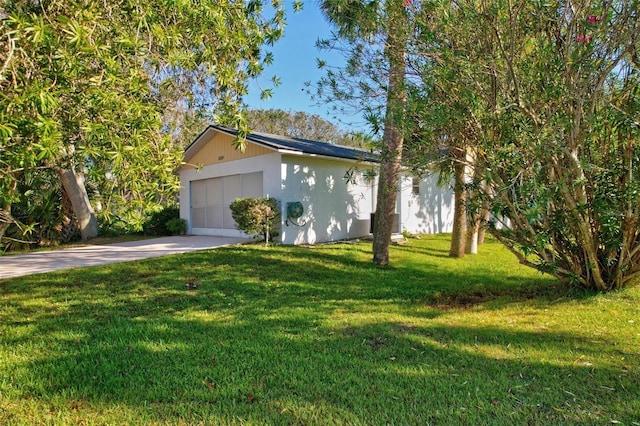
left=373, top=125, right=404, bottom=266
left=372, top=2, right=407, bottom=266
left=57, top=168, right=98, bottom=241
left=465, top=218, right=479, bottom=254
left=449, top=148, right=467, bottom=258
left=465, top=154, right=482, bottom=254
left=477, top=200, right=490, bottom=245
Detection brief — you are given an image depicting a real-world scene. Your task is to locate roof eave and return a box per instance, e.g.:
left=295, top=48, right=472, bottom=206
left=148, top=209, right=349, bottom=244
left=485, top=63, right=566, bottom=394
left=183, top=126, right=217, bottom=163
left=183, top=124, right=379, bottom=164
left=281, top=151, right=378, bottom=165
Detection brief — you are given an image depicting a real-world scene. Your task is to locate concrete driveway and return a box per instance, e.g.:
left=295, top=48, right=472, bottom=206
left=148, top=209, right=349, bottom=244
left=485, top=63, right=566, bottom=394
left=0, top=236, right=248, bottom=280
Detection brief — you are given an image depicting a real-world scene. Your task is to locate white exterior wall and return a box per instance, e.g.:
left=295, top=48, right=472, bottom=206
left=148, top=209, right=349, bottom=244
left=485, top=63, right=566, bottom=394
left=180, top=148, right=454, bottom=243
left=279, top=155, right=376, bottom=245
left=397, top=172, right=454, bottom=234
left=179, top=153, right=282, bottom=237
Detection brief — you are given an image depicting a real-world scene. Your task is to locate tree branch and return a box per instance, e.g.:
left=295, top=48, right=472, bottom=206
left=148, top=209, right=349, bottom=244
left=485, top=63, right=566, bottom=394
left=0, top=31, right=15, bottom=84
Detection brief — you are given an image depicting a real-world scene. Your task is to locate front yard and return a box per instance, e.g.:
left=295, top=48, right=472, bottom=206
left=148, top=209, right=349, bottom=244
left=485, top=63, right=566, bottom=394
left=1, top=235, right=638, bottom=425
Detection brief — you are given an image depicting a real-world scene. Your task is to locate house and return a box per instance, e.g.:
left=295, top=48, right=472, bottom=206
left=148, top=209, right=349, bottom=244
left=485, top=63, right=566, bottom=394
left=179, top=125, right=454, bottom=244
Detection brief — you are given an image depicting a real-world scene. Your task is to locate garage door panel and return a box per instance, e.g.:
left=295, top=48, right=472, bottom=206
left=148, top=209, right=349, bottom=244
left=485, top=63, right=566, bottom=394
left=223, top=175, right=243, bottom=204
left=223, top=208, right=237, bottom=230
left=192, top=207, right=206, bottom=228
left=206, top=177, right=223, bottom=203
left=191, top=172, right=263, bottom=232
left=206, top=205, right=224, bottom=229
left=191, top=180, right=207, bottom=208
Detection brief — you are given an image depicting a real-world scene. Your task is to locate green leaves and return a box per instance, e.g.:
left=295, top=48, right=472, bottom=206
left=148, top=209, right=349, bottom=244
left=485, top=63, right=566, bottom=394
left=1, top=0, right=292, bottom=244
left=259, top=88, right=273, bottom=100
left=229, top=197, right=280, bottom=243
left=417, top=0, right=640, bottom=289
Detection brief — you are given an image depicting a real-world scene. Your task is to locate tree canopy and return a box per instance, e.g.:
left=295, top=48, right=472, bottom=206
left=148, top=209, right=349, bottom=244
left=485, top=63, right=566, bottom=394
left=246, top=108, right=370, bottom=147
left=0, top=0, right=297, bottom=246
left=316, top=0, right=639, bottom=290
left=411, top=0, right=640, bottom=289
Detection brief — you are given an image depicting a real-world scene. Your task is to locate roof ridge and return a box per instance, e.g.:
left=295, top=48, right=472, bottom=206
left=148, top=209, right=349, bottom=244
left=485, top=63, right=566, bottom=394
left=194, top=124, right=378, bottom=163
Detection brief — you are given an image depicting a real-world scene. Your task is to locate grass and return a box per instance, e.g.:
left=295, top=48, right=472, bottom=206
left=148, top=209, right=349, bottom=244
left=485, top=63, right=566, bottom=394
left=0, top=234, right=638, bottom=425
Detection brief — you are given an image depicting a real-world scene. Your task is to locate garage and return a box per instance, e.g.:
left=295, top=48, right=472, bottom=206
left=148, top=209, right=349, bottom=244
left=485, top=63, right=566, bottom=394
left=180, top=125, right=453, bottom=243
left=190, top=171, right=263, bottom=233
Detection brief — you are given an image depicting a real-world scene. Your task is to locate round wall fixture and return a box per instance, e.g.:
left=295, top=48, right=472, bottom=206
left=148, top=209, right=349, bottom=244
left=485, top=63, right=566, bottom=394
left=287, top=201, right=304, bottom=219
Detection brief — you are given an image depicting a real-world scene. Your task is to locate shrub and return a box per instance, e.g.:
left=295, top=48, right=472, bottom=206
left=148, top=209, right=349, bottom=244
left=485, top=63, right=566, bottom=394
left=2, top=168, right=77, bottom=251
left=97, top=216, right=135, bottom=237
left=143, top=205, right=181, bottom=236
left=166, top=218, right=187, bottom=235
left=229, top=197, right=279, bottom=243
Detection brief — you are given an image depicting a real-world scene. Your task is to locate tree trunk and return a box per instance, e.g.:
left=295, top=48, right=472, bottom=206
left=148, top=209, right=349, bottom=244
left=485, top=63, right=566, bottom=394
left=477, top=203, right=490, bottom=245
left=465, top=219, right=478, bottom=254
left=0, top=203, right=12, bottom=243
left=372, top=2, right=407, bottom=266
left=465, top=156, right=482, bottom=254
left=60, top=182, right=80, bottom=243
left=57, top=168, right=98, bottom=241
left=449, top=151, right=467, bottom=258
left=372, top=131, right=403, bottom=266
left=0, top=177, right=17, bottom=243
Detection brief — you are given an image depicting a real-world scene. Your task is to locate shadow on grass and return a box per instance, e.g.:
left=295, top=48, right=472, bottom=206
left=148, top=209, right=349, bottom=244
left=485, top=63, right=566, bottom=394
left=4, top=301, right=637, bottom=424
left=1, top=238, right=636, bottom=424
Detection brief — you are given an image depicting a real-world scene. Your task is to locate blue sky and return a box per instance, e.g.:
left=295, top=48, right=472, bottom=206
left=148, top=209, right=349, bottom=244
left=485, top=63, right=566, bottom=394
left=243, top=2, right=367, bottom=133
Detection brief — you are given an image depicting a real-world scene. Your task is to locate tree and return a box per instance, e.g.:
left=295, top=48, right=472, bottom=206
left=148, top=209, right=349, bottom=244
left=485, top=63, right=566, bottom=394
left=0, top=0, right=296, bottom=244
left=246, top=108, right=352, bottom=144
left=415, top=0, right=640, bottom=290
left=403, top=68, right=465, bottom=258
left=318, top=0, right=412, bottom=266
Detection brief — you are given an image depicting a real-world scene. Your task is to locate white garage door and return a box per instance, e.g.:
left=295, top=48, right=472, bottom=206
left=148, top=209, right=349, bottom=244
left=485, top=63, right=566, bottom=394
left=190, top=172, right=263, bottom=230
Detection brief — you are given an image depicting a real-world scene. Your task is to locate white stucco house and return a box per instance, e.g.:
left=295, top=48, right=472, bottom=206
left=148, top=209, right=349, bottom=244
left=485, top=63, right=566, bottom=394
left=179, top=125, right=454, bottom=244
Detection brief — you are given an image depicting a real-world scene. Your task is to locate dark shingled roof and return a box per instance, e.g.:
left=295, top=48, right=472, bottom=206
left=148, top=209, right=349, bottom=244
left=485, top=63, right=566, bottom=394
left=199, top=124, right=378, bottom=163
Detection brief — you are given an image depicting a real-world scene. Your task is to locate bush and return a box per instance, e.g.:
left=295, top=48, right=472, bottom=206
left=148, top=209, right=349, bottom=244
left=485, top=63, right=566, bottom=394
left=97, top=216, right=136, bottom=237
left=229, top=198, right=279, bottom=242
left=143, top=205, right=181, bottom=236
left=2, top=168, right=77, bottom=251
left=166, top=218, right=186, bottom=235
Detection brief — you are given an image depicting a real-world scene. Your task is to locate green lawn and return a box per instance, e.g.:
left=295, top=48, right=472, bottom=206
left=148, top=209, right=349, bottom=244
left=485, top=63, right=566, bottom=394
left=1, top=235, right=638, bottom=425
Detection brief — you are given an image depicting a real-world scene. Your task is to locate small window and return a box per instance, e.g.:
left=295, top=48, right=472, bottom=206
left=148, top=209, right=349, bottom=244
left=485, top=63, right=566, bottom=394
left=412, top=177, right=420, bottom=195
